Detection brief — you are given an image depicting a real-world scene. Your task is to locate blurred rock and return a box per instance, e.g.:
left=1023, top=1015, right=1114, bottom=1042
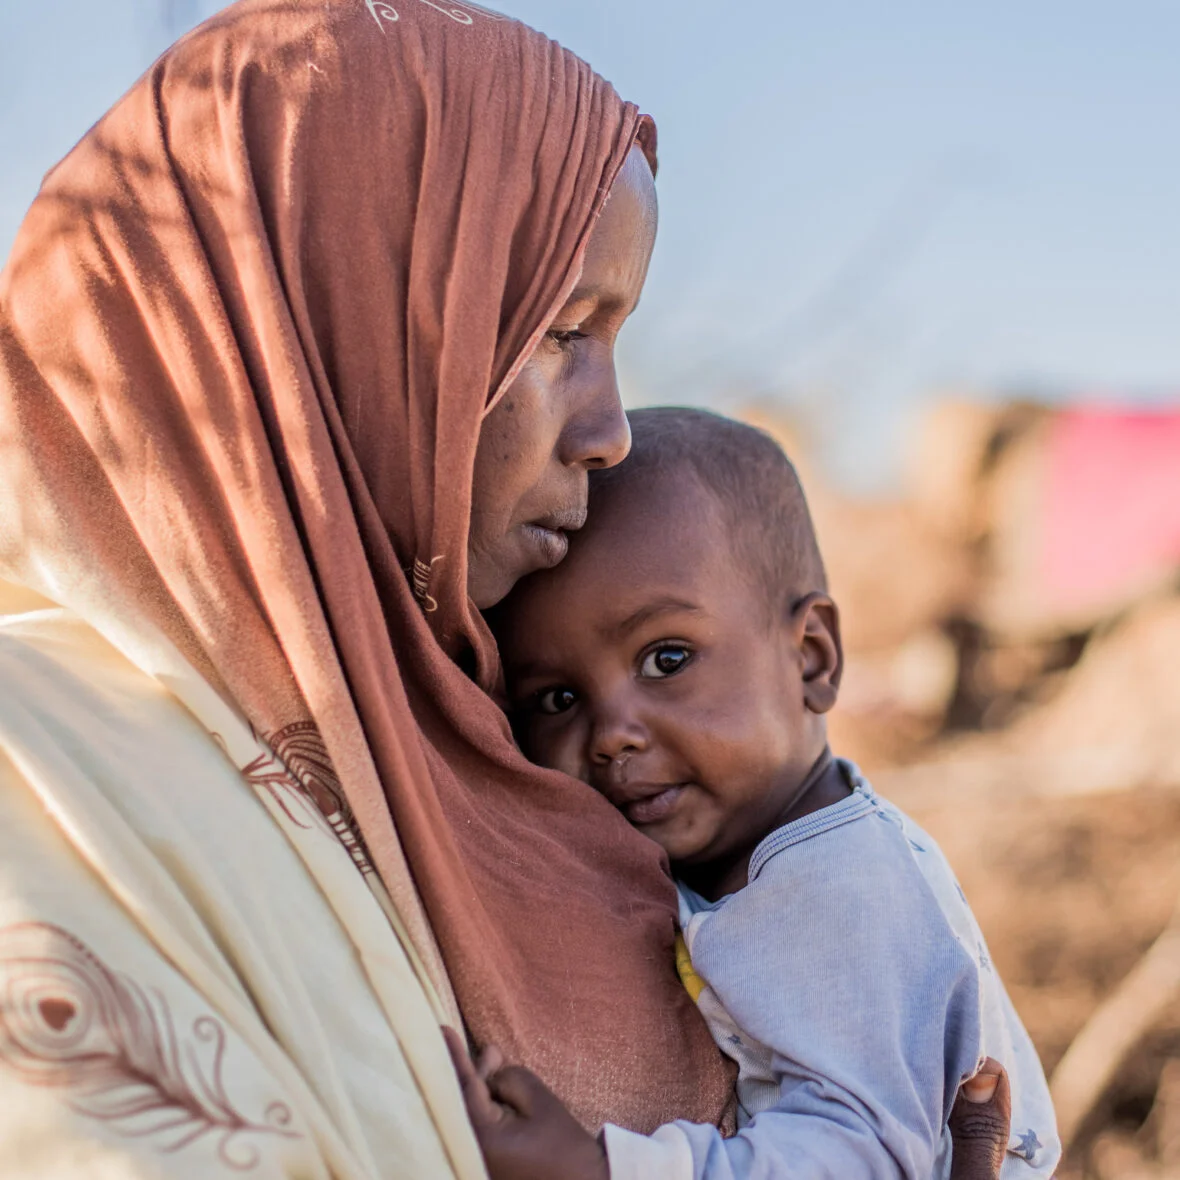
left=905, top=397, right=1007, bottom=546
left=811, top=492, right=976, bottom=654
left=1148, top=1059, right=1180, bottom=1169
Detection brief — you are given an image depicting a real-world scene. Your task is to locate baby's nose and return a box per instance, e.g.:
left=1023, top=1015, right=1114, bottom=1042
left=589, top=712, right=648, bottom=766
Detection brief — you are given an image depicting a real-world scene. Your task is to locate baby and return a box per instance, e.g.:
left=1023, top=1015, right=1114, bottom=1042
left=460, top=407, right=1059, bottom=1180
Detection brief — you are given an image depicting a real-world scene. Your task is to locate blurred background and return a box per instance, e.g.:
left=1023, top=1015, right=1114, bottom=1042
left=4, top=2, right=1180, bottom=1174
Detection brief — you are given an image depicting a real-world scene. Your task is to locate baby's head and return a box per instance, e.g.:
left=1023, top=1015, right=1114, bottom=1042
left=491, top=407, right=842, bottom=886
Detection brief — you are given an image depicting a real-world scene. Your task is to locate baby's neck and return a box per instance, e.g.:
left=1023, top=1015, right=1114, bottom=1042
left=677, top=750, right=851, bottom=903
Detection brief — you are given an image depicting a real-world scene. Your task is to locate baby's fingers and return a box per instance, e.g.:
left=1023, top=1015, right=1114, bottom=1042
left=950, top=1058, right=1012, bottom=1180
left=442, top=1026, right=473, bottom=1080
left=487, top=1064, right=551, bottom=1118
left=476, top=1043, right=506, bottom=1082
left=442, top=1027, right=503, bottom=1128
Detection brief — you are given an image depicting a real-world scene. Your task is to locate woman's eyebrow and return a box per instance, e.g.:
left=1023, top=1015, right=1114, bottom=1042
left=556, top=292, right=601, bottom=320
left=558, top=285, right=640, bottom=325
left=606, top=598, right=704, bottom=641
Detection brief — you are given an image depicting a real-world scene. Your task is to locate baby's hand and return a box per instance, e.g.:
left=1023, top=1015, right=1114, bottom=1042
left=443, top=1028, right=609, bottom=1180
left=949, top=1058, right=1012, bottom=1180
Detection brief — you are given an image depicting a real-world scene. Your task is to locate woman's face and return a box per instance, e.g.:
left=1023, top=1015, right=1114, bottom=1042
left=467, top=145, right=658, bottom=609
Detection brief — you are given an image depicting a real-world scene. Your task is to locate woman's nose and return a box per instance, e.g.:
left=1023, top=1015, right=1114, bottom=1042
left=558, top=361, right=631, bottom=471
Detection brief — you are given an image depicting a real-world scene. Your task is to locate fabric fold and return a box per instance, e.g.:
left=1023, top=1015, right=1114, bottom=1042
left=0, top=0, right=729, bottom=1131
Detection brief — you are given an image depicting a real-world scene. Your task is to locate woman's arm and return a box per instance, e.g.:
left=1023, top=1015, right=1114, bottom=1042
left=0, top=613, right=476, bottom=1180
left=0, top=762, right=322, bottom=1178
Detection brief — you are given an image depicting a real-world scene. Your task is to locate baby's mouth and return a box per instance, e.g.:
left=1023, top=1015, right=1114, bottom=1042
left=622, top=784, right=687, bottom=826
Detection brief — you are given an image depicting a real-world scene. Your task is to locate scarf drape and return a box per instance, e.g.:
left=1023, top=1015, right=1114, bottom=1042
left=0, top=0, right=730, bottom=1132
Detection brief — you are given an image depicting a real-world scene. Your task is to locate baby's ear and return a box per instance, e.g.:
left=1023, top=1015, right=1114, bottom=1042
left=792, top=593, right=843, bottom=715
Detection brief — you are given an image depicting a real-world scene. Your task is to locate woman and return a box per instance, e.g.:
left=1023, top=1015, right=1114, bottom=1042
left=0, top=1, right=1012, bottom=1176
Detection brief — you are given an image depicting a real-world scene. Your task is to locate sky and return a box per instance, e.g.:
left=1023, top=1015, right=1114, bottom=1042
left=2, top=0, right=1179, bottom=487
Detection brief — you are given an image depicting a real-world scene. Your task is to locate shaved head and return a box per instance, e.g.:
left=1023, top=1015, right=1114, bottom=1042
left=589, top=407, right=826, bottom=616
left=490, top=406, right=844, bottom=898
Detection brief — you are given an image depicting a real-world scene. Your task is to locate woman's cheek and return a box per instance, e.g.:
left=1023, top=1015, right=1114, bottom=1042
left=496, top=362, right=565, bottom=473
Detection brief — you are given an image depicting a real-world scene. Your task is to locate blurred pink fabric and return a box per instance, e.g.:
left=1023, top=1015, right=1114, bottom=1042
left=1044, top=408, right=1180, bottom=610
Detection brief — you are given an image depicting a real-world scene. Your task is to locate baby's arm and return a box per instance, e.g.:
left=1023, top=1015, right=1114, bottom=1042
left=445, top=1028, right=1013, bottom=1180
left=636, top=828, right=991, bottom=1179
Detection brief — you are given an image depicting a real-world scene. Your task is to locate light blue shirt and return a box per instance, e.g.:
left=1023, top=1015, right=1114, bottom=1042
left=668, top=762, right=1059, bottom=1180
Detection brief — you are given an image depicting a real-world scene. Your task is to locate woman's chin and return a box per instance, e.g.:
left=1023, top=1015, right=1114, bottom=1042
left=470, top=529, right=571, bottom=611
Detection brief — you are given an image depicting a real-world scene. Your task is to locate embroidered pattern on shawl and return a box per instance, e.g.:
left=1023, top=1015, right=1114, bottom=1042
left=0, top=0, right=731, bottom=1132
left=0, top=923, right=299, bottom=1169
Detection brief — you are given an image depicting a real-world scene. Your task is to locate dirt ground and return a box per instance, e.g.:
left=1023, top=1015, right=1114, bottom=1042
left=892, top=780, right=1180, bottom=1178
left=835, top=599, right=1180, bottom=1178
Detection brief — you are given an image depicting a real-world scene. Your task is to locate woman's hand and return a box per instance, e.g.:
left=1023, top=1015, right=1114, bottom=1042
left=950, top=1058, right=1012, bottom=1180
left=444, top=1028, right=608, bottom=1180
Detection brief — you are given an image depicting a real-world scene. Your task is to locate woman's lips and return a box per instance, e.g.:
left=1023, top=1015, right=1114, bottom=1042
left=518, top=502, right=587, bottom=570
left=520, top=522, right=570, bottom=568
left=623, top=784, right=686, bottom=826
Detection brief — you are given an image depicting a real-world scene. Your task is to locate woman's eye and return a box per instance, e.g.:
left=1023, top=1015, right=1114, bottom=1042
left=639, top=646, right=693, bottom=679
left=546, top=327, right=587, bottom=349
left=536, top=687, right=578, bottom=715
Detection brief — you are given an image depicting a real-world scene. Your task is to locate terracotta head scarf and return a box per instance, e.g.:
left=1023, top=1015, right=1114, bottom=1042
left=0, top=0, right=731, bottom=1133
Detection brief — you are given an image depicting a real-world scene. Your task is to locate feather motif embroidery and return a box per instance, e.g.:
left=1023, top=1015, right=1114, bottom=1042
left=0, top=923, right=299, bottom=1170
left=243, top=721, right=374, bottom=875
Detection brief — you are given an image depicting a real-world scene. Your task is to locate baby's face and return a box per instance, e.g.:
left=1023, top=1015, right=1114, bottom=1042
left=493, top=470, right=820, bottom=881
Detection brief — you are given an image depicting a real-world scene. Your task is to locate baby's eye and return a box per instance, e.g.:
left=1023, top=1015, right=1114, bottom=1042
left=536, top=687, right=578, bottom=715
left=639, top=646, right=693, bottom=679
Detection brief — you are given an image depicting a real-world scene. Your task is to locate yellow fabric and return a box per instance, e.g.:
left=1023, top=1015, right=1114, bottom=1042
left=675, top=932, right=707, bottom=1004
left=0, top=579, right=485, bottom=1180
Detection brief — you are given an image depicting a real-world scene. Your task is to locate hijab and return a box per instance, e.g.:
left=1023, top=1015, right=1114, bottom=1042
left=0, top=0, right=731, bottom=1132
